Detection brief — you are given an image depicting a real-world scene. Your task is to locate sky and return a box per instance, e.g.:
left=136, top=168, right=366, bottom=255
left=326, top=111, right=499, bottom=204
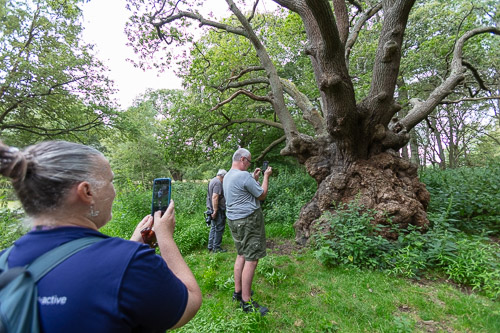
left=80, top=0, right=241, bottom=109
left=80, top=0, right=181, bottom=109
left=80, top=0, right=278, bottom=109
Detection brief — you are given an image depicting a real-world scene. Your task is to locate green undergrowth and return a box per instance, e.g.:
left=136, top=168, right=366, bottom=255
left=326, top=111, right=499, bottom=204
left=177, top=238, right=499, bottom=333
left=313, top=200, right=500, bottom=300
left=1, top=164, right=498, bottom=331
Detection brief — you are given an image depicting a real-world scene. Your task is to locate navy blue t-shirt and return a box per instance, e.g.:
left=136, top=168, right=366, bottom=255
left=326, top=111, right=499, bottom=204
left=2, top=227, right=188, bottom=333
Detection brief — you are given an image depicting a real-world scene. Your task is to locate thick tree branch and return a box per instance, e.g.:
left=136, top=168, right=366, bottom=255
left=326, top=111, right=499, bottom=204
left=366, top=0, right=415, bottom=124
left=212, top=74, right=326, bottom=134
left=213, top=118, right=283, bottom=129
left=226, top=0, right=299, bottom=142
left=304, top=0, right=342, bottom=57
left=227, top=66, right=265, bottom=82
left=210, top=89, right=272, bottom=112
left=462, top=60, right=489, bottom=92
left=345, top=2, right=382, bottom=65
left=213, top=77, right=269, bottom=92
left=280, top=78, right=326, bottom=135
left=271, top=0, right=301, bottom=12
left=151, top=10, right=247, bottom=37
left=398, top=27, right=500, bottom=132
left=254, top=135, right=287, bottom=161
left=206, top=118, right=284, bottom=144
left=332, top=0, right=349, bottom=45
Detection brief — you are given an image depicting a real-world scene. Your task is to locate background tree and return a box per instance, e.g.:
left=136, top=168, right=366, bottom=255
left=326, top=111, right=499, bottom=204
left=0, top=0, right=117, bottom=146
left=395, top=0, right=500, bottom=169
left=102, top=92, right=172, bottom=187
left=126, top=0, right=499, bottom=243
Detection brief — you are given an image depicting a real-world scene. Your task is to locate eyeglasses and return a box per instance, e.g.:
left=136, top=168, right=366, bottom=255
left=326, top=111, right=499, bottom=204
left=243, top=157, right=252, bottom=164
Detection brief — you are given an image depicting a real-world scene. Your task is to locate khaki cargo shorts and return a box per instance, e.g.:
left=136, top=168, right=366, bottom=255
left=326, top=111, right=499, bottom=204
left=227, top=208, right=266, bottom=261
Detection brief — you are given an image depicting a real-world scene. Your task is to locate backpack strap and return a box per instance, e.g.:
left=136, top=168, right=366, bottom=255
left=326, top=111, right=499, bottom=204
left=28, top=237, right=103, bottom=282
left=0, top=266, right=25, bottom=289
left=0, top=246, right=14, bottom=271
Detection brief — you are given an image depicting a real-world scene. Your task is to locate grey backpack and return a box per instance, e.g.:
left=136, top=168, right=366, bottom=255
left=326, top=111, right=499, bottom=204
left=0, top=237, right=102, bottom=333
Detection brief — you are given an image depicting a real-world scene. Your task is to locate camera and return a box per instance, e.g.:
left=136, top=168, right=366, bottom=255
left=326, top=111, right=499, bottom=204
left=204, top=209, right=213, bottom=226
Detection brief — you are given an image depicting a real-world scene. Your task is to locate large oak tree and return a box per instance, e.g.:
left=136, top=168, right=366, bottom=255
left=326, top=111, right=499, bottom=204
left=126, top=0, right=499, bottom=243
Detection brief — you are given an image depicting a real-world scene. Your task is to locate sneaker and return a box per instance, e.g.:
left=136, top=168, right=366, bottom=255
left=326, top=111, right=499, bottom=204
left=240, top=299, right=269, bottom=316
left=232, top=290, right=254, bottom=302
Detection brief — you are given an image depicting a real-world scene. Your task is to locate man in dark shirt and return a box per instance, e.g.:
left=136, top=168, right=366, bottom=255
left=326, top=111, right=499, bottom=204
left=206, top=169, right=227, bottom=253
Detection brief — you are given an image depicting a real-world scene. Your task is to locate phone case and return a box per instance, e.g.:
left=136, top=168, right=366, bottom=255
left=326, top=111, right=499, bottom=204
left=151, top=178, right=171, bottom=216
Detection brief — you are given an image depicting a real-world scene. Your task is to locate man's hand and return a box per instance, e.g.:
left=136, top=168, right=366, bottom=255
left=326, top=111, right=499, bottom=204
left=264, top=166, right=272, bottom=177
left=253, top=168, right=261, bottom=180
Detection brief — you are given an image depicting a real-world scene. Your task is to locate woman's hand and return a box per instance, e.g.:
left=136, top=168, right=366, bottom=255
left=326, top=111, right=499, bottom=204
left=130, top=215, right=153, bottom=242
left=154, top=200, right=175, bottom=237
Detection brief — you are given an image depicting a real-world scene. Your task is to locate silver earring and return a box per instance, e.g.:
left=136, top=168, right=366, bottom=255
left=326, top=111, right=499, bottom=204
left=89, top=205, right=99, bottom=217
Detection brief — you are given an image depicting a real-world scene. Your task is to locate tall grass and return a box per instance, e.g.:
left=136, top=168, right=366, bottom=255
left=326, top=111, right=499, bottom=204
left=101, top=180, right=208, bottom=254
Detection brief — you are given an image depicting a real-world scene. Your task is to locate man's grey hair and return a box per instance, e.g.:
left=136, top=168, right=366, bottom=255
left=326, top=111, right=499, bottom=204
left=232, top=148, right=250, bottom=162
left=217, top=169, right=227, bottom=177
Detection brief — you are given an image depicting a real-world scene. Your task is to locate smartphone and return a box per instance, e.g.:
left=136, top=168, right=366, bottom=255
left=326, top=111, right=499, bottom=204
left=151, top=178, right=171, bottom=216
left=262, top=161, right=269, bottom=173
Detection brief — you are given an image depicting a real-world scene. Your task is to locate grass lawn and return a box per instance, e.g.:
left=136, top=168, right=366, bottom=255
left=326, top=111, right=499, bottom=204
left=176, top=232, right=500, bottom=333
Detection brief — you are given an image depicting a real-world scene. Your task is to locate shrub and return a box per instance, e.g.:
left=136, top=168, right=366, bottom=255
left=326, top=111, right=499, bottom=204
left=440, top=236, right=500, bottom=299
left=313, top=200, right=500, bottom=299
left=102, top=181, right=209, bottom=253
left=262, top=165, right=315, bottom=237
left=101, top=186, right=150, bottom=239
left=0, top=208, right=28, bottom=250
left=420, top=161, right=500, bottom=235
left=313, top=201, right=394, bottom=270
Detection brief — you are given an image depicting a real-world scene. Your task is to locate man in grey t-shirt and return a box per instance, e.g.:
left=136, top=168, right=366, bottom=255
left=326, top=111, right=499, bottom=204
left=206, top=169, right=227, bottom=253
left=223, top=148, right=272, bottom=316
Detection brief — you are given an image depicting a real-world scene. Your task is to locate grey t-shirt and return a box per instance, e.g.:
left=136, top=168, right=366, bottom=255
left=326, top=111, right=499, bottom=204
left=206, top=177, right=225, bottom=211
left=223, top=169, right=263, bottom=220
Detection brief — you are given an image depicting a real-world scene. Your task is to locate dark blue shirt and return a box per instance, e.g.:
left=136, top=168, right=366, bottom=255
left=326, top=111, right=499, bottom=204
left=2, top=227, right=188, bottom=332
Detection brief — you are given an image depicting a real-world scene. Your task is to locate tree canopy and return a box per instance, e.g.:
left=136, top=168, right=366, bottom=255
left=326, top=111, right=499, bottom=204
left=0, top=0, right=118, bottom=146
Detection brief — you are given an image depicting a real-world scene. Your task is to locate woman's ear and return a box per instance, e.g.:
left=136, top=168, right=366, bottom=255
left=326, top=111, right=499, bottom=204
left=75, top=181, right=93, bottom=204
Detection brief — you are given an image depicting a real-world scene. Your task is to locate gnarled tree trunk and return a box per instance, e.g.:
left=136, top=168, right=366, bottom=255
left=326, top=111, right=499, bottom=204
left=130, top=0, right=500, bottom=244
left=295, top=149, right=429, bottom=244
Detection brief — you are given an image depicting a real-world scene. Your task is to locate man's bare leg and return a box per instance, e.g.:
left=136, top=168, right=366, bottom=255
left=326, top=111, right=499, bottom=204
left=234, top=254, right=245, bottom=293
left=241, top=259, right=258, bottom=302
